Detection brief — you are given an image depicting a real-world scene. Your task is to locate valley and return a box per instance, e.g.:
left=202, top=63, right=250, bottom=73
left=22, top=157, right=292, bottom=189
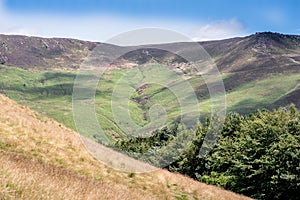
left=0, top=32, right=299, bottom=199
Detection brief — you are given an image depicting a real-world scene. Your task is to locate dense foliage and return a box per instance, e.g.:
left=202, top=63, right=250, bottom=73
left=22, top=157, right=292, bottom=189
left=115, top=106, right=300, bottom=200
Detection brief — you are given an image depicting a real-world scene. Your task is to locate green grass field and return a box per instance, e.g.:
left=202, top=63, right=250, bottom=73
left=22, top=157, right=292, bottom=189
left=1, top=65, right=299, bottom=142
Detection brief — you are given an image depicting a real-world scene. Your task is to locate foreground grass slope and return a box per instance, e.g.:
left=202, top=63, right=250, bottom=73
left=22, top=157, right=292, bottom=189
left=0, top=94, right=251, bottom=200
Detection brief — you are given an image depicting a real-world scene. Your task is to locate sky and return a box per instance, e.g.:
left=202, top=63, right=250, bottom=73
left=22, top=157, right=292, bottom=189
left=0, top=0, right=300, bottom=43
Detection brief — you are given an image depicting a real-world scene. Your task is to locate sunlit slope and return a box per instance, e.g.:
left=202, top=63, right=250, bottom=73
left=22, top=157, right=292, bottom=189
left=1, top=65, right=300, bottom=140
left=0, top=94, right=252, bottom=200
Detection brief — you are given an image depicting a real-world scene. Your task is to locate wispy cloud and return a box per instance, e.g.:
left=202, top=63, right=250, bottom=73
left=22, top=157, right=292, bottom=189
left=191, top=19, right=246, bottom=41
left=1, top=26, right=39, bottom=36
left=0, top=0, right=246, bottom=43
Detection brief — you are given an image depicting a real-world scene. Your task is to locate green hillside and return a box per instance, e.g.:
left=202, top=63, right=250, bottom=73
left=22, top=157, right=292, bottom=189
left=1, top=65, right=299, bottom=142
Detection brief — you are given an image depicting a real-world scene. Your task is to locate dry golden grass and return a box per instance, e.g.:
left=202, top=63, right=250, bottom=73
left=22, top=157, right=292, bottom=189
left=0, top=94, right=252, bottom=200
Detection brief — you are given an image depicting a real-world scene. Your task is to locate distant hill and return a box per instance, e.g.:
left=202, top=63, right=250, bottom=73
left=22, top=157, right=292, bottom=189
left=0, top=32, right=299, bottom=136
left=1, top=32, right=300, bottom=72
left=0, top=94, right=252, bottom=200
left=1, top=32, right=300, bottom=71
left=0, top=34, right=95, bottom=69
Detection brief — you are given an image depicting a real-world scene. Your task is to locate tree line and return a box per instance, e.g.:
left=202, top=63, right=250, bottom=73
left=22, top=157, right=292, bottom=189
left=115, top=106, right=300, bottom=200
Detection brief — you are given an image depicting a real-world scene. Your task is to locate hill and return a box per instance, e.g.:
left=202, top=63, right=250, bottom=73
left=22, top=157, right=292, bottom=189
left=1, top=32, right=300, bottom=73
left=0, top=94, right=252, bottom=199
left=0, top=32, right=300, bottom=138
left=0, top=34, right=97, bottom=70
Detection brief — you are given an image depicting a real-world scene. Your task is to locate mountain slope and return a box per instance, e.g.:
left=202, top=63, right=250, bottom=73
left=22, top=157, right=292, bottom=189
left=0, top=94, right=251, bottom=200
left=1, top=32, right=300, bottom=73
left=1, top=32, right=299, bottom=101
left=0, top=34, right=96, bottom=70
left=202, top=32, right=300, bottom=73
left=0, top=32, right=299, bottom=138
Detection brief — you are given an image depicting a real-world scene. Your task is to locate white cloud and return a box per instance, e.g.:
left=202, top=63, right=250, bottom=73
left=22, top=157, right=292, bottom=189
left=0, top=10, right=181, bottom=42
left=191, top=19, right=246, bottom=41
left=1, top=27, right=39, bottom=36
left=0, top=1, right=246, bottom=43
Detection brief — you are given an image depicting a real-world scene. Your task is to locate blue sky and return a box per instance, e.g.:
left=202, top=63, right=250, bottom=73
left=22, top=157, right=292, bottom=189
left=0, top=0, right=299, bottom=42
